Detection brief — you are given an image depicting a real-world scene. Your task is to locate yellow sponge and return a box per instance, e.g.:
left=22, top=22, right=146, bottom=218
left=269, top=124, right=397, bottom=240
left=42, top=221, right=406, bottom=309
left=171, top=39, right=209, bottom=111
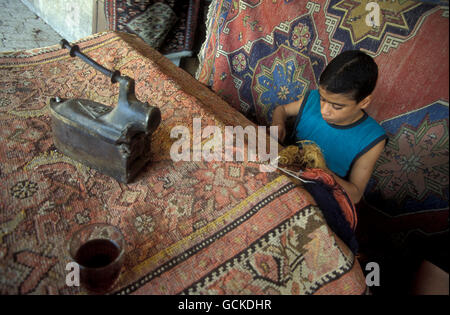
left=278, top=141, right=326, bottom=169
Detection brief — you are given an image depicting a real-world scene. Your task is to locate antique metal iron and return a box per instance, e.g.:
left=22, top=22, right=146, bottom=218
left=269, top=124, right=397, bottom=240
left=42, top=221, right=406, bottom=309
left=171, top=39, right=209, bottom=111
left=49, top=39, right=161, bottom=183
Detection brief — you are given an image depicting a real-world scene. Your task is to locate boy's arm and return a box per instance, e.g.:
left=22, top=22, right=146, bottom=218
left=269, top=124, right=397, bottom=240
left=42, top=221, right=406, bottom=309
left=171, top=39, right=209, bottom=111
left=327, top=139, right=386, bottom=204
left=271, top=95, right=305, bottom=142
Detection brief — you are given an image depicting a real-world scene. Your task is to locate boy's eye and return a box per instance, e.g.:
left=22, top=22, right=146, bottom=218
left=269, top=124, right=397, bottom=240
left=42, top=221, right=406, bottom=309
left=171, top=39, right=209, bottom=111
left=320, top=95, right=345, bottom=110
left=332, top=104, right=344, bottom=110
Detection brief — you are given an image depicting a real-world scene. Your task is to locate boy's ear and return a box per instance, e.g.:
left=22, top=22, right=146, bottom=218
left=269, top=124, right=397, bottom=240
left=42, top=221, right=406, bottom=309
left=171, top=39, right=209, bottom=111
left=358, top=94, right=372, bottom=109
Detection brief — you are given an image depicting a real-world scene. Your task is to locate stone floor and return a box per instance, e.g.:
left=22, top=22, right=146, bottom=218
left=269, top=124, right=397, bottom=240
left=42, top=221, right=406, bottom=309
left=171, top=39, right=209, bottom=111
left=0, top=0, right=63, bottom=52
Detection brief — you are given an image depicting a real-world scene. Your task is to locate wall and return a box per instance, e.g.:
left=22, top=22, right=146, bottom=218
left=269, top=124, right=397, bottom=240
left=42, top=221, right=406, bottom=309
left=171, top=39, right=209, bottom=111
left=21, top=0, right=107, bottom=42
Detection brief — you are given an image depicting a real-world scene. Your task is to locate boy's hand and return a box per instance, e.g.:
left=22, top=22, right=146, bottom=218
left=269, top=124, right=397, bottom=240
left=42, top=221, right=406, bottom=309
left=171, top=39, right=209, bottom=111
left=271, top=99, right=304, bottom=144
left=271, top=106, right=288, bottom=143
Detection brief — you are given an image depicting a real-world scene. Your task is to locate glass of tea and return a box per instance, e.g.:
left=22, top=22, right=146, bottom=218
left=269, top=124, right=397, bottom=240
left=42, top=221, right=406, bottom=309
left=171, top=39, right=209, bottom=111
left=68, top=223, right=125, bottom=294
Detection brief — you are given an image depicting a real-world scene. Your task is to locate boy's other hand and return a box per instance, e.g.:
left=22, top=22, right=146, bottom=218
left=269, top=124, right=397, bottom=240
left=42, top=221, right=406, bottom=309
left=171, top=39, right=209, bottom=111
left=272, top=123, right=286, bottom=143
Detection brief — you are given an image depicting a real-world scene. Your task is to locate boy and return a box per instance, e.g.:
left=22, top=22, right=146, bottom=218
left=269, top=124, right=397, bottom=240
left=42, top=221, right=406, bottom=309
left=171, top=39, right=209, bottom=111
left=271, top=50, right=387, bottom=204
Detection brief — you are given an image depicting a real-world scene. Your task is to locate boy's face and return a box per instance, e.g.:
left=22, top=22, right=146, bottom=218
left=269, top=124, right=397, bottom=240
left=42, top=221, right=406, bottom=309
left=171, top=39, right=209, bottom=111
left=318, top=86, right=369, bottom=126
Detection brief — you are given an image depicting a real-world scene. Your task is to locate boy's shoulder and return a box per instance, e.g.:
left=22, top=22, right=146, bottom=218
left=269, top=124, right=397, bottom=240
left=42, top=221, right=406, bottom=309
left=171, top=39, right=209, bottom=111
left=364, top=112, right=386, bottom=132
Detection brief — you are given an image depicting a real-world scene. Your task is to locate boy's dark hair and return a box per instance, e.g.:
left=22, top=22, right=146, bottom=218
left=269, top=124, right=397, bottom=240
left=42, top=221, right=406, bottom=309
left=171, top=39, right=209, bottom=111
left=319, top=50, right=378, bottom=103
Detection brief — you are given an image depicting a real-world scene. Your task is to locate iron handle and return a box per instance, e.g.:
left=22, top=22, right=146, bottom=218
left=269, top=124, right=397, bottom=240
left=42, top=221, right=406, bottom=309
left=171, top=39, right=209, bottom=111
left=60, top=39, right=121, bottom=83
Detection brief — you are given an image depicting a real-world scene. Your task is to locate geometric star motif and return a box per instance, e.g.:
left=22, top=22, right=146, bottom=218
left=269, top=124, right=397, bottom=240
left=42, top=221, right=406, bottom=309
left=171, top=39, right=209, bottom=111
left=333, top=0, right=420, bottom=44
left=373, top=115, right=448, bottom=205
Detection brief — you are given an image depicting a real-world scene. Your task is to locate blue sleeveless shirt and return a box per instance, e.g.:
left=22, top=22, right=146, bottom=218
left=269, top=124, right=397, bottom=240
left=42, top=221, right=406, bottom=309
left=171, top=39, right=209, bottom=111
left=293, top=90, right=387, bottom=178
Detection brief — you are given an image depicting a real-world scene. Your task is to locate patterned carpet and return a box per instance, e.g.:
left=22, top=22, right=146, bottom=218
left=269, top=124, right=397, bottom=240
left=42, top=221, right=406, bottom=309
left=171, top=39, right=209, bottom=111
left=196, top=1, right=449, bottom=282
left=105, top=0, right=200, bottom=55
left=0, top=31, right=366, bottom=294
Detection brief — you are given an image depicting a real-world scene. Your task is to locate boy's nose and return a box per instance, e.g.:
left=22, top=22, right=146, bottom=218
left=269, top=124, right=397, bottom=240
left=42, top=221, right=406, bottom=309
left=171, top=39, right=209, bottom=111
left=320, top=101, right=331, bottom=117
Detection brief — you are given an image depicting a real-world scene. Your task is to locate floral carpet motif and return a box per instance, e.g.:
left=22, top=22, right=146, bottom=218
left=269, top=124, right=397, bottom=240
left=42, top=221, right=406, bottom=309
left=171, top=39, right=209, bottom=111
left=253, top=48, right=314, bottom=124
left=365, top=101, right=449, bottom=216
left=0, top=31, right=365, bottom=294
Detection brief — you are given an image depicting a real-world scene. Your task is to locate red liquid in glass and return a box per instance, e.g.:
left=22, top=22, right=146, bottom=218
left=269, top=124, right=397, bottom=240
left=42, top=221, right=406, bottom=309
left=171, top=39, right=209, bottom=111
left=74, top=239, right=121, bottom=293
